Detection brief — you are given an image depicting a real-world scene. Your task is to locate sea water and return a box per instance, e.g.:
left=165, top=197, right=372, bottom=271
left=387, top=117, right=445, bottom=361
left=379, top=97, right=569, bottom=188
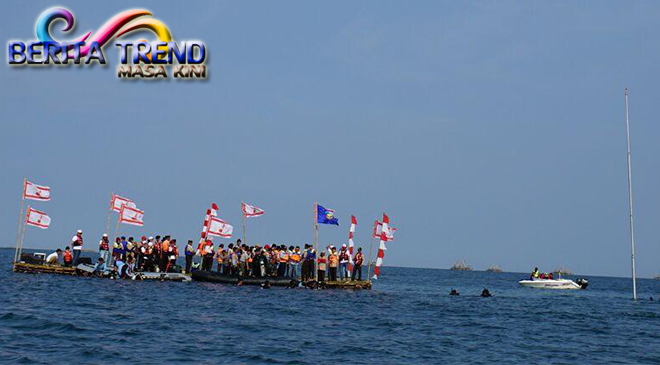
left=1, top=248, right=660, bottom=364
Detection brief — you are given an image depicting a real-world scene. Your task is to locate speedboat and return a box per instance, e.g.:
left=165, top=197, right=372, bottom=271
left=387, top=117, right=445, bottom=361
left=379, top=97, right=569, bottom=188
left=519, top=277, right=588, bottom=290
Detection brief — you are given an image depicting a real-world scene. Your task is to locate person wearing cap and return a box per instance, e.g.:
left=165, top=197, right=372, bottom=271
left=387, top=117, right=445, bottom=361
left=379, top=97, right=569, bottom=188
left=338, top=244, right=350, bottom=281
left=98, top=233, right=110, bottom=263
left=71, top=230, right=84, bottom=265
left=351, top=247, right=364, bottom=281
left=184, top=240, right=195, bottom=273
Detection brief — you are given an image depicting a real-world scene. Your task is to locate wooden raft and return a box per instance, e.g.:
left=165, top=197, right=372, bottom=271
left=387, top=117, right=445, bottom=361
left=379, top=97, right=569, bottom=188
left=12, top=262, right=78, bottom=275
left=318, top=280, right=372, bottom=290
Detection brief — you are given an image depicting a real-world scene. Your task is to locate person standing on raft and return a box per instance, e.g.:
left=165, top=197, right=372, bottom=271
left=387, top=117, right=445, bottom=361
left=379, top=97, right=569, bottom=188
left=71, top=230, right=83, bottom=266
left=185, top=240, right=195, bottom=273
left=98, top=234, right=109, bottom=263
left=351, top=247, right=364, bottom=281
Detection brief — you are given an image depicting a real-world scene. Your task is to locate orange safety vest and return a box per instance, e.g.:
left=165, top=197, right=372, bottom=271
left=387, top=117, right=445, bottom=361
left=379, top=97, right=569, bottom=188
left=279, top=251, right=289, bottom=263
left=290, top=253, right=301, bottom=263
left=63, top=250, right=72, bottom=263
left=329, top=254, right=338, bottom=267
left=162, top=240, right=170, bottom=252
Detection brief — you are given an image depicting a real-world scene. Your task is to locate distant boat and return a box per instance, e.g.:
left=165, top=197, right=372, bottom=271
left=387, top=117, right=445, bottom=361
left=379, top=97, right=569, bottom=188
left=654, top=274, right=660, bottom=280
left=554, top=266, right=572, bottom=276
left=451, top=259, right=473, bottom=271
left=486, top=265, right=502, bottom=273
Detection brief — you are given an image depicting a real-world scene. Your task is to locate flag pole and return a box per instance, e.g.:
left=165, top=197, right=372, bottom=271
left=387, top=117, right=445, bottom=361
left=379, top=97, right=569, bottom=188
left=624, top=88, right=637, bottom=300
left=105, top=192, right=113, bottom=236
left=13, top=178, right=26, bottom=269
left=366, top=220, right=376, bottom=280
left=18, top=206, right=28, bottom=262
left=314, top=203, right=319, bottom=281
left=242, top=203, right=247, bottom=245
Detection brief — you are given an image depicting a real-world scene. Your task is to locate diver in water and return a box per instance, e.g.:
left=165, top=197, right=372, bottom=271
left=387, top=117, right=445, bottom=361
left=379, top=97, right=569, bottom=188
left=481, top=288, right=492, bottom=297
left=261, top=280, right=271, bottom=289
left=450, top=289, right=459, bottom=296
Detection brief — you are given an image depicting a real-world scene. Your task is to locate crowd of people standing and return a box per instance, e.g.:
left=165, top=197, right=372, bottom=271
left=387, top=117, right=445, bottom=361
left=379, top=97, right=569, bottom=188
left=46, top=230, right=368, bottom=282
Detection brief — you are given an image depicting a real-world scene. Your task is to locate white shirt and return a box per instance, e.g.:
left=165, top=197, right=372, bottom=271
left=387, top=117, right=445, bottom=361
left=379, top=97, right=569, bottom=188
left=46, top=252, right=59, bottom=264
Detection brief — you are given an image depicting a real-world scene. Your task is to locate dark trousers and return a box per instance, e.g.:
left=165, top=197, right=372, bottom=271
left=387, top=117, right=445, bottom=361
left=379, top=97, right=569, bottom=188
left=329, top=267, right=337, bottom=281
left=318, top=270, right=325, bottom=282
left=185, top=255, right=192, bottom=273
left=351, top=265, right=362, bottom=281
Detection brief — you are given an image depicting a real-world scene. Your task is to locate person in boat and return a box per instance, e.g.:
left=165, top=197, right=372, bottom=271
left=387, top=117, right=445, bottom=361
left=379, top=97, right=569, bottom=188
left=317, top=252, right=327, bottom=282
left=63, top=246, right=73, bottom=267
left=93, top=257, right=107, bottom=276
left=218, top=244, right=228, bottom=274
left=289, top=246, right=301, bottom=279
left=531, top=267, right=540, bottom=280
left=257, top=249, right=268, bottom=277
left=338, top=244, right=350, bottom=281
left=46, top=249, right=62, bottom=265
left=328, top=247, right=339, bottom=281
left=165, top=238, right=178, bottom=272
left=351, top=247, right=364, bottom=281
left=154, top=235, right=162, bottom=269
left=140, top=238, right=155, bottom=272
left=239, top=244, right=248, bottom=277
left=71, top=229, right=84, bottom=266
left=202, top=239, right=215, bottom=272
left=98, top=234, right=109, bottom=263
left=277, top=245, right=289, bottom=277
left=185, top=240, right=195, bottom=273
left=160, top=236, right=170, bottom=272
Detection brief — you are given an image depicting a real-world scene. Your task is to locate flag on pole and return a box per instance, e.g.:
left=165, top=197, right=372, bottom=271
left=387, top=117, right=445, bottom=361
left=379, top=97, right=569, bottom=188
left=373, top=213, right=392, bottom=280
left=317, top=204, right=339, bottom=226
left=374, top=220, right=396, bottom=242
left=23, top=180, right=51, bottom=201
left=201, top=203, right=218, bottom=238
left=25, top=206, right=51, bottom=229
left=119, top=205, right=144, bottom=226
left=110, top=194, right=137, bottom=212
left=208, top=217, right=233, bottom=238
left=242, top=203, right=264, bottom=217
left=347, top=215, right=357, bottom=272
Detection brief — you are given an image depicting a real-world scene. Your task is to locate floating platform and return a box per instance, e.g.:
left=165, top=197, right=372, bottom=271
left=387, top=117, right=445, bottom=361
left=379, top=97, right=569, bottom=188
left=13, top=262, right=77, bottom=275
left=192, top=270, right=371, bottom=289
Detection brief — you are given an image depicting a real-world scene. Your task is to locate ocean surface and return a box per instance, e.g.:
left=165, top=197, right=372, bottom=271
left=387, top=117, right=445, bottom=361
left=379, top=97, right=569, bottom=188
left=1, top=248, right=660, bottom=364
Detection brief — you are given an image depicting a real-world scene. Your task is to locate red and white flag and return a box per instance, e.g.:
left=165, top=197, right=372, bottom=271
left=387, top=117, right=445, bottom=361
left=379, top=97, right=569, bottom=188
left=201, top=203, right=219, bottom=238
left=119, top=205, right=144, bottom=227
left=110, top=193, right=137, bottom=212
left=373, top=213, right=393, bottom=280
left=25, top=206, right=51, bottom=229
left=374, top=220, right=396, bottom=242
left=208, top=217, right=233, bottom=238
left=348, top=215, right=357, bottom=272
left=23, top=180, right=50, bottom=201
left=242, top=203, right=264, bottom=218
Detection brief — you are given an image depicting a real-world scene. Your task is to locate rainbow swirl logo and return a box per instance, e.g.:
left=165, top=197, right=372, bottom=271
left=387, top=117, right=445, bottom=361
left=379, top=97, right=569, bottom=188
left=8, top=8, right=207, bottom=79
left=36, top=8, right=171, bottom=58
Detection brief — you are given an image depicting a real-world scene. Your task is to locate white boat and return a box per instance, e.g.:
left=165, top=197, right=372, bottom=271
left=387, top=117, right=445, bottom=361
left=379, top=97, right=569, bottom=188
left=518, top=278, right=588, bottom=290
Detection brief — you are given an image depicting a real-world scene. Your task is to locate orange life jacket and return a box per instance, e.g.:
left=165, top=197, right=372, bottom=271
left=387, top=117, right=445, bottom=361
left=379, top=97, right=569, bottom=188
left=290, top=253, right=301, bottom=263
left=279, top=251, right=289, bottom=263
left=63, top=250, right=72, bottom=263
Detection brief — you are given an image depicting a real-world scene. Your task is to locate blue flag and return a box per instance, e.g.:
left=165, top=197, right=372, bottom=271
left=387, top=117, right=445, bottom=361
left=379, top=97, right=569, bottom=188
left=317, top=204, right=339, bottom=226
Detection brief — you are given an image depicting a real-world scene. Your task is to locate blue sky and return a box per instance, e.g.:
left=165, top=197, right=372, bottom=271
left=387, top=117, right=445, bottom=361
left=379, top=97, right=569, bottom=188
left=2, top=1, right=660, bottom=277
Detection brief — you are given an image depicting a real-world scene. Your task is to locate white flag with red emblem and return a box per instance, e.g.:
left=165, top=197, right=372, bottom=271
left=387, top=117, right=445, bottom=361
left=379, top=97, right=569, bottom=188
left=242, top=203, right=264, bottom=218
left=119, top=205, right=144, bottom=227
left=208, top=217, right=233, bottom=238
left=23, top=180, right=51, bottom=201
left=110, top=194, right=137, bottom=212
left=374, top=220, right=396, bottom=242
left=25, top=206, right=51, bottom=229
